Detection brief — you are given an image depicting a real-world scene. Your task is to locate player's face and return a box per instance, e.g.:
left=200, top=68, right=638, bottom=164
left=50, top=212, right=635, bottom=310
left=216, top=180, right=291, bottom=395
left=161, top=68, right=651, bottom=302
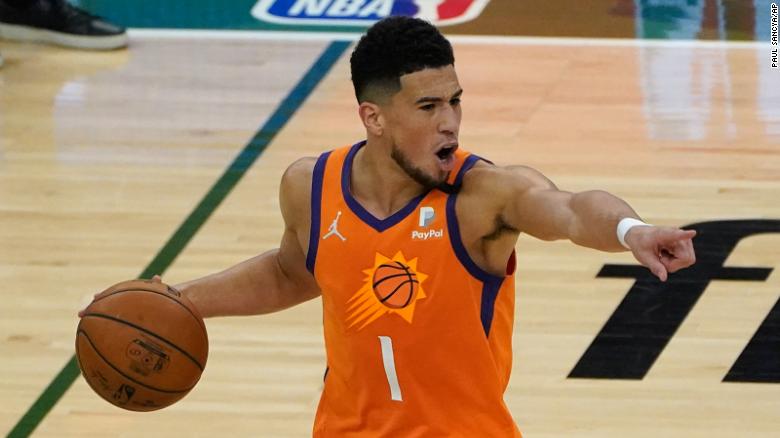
left=384, top=65, right=462, bottom=188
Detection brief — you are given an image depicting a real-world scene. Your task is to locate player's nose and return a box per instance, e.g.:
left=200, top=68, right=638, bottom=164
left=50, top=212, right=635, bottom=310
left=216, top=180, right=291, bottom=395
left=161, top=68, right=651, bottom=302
left=438, top=106, right=460, bottom=135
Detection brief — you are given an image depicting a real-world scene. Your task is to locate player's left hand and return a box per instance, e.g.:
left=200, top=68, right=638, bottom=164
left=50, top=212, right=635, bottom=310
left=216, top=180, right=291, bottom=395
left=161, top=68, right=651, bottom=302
left=624, top=226, right=696, bottom=282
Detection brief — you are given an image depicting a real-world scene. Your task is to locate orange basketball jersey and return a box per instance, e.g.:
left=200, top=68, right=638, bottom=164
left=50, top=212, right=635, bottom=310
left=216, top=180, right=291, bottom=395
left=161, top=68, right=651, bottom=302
left=307, top=141, right=521, bottom=437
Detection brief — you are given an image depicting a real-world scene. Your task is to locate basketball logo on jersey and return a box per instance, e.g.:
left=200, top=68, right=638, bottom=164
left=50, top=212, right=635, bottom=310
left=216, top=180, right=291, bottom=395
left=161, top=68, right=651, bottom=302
left=346, top=251, right=428, bottom=330
left=250, top=0, right=491, bottom=27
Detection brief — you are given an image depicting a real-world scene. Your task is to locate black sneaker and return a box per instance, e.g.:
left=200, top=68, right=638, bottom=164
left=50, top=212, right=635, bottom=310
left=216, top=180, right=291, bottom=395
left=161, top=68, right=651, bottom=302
left=0, top=0, right=127, bottom=50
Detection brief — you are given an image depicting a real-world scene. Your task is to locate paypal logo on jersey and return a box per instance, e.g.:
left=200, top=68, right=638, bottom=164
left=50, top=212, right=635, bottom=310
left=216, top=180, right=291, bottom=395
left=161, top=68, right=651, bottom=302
left=413, top=206, right=443, bottom=240
left=411, top=229, right=443, bottom=240
left=419, top=206, right=435, bottom=227
left=251, top=0, right=491, bottom=27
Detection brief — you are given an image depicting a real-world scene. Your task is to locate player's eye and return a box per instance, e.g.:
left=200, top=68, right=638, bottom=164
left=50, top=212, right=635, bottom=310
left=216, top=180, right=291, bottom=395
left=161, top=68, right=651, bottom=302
left=420, top=104, right=436, bottom=111
left=450, top=98, right=461, bottom=106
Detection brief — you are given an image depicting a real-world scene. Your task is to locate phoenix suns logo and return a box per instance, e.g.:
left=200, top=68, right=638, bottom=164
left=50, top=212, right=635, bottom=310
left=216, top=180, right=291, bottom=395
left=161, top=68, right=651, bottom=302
left=347, top=251, right=428, bottom=330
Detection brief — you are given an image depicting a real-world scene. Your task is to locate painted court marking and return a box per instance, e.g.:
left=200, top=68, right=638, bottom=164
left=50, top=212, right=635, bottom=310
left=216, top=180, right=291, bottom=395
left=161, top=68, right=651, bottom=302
left=6, top=40, right=350, bottom=438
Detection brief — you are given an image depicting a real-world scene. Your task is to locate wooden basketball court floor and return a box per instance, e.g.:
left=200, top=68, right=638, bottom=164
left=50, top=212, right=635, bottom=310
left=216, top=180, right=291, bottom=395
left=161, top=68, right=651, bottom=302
left=1, top=32, right=780, bottom=437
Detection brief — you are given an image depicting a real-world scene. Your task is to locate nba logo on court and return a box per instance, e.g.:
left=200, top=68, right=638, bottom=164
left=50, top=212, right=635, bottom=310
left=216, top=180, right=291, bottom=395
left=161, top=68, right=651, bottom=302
left=251, top=0, right=491, bottom=26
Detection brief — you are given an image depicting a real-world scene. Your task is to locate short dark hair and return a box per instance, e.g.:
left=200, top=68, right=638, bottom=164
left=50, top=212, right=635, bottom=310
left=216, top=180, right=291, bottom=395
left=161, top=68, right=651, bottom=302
left=350, top=16, right=455, bottom=104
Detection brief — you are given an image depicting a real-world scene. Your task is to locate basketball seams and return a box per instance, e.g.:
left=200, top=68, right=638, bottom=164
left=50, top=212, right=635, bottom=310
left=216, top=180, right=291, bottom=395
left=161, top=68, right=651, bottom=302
left=372, top=272, right=414, bottom=288
left=81, top=312, right=205, bottom=371
left=378, top=279, right=419, bottom=306
left=77, top=282, right=208, bottom=411
left=374, top=263, right=418, bottom=308
left=378, top=280, right=406, bottom=303
left=92, top=286, right=207, bottom=337
left=76, top=338, right=123, bottom=407
left=76, top=330, right=194, bottom=394
left=400, top=279, right=419, bottom=308
left=377, top=264, right=410, bottom=271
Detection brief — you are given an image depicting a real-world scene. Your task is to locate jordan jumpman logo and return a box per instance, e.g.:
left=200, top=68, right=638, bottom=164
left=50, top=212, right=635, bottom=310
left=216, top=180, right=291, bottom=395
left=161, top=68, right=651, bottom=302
left=323, top=211, right=346, bottom=241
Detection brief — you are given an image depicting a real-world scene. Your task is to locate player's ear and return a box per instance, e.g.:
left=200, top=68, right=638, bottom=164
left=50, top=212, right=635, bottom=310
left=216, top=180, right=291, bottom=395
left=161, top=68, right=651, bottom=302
left=358, top=101, right=384, bottom=136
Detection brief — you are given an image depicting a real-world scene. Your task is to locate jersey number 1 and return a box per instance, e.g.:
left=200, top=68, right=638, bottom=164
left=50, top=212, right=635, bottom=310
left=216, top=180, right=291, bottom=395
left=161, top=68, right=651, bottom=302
left=378, top=336, right=403, bottom=401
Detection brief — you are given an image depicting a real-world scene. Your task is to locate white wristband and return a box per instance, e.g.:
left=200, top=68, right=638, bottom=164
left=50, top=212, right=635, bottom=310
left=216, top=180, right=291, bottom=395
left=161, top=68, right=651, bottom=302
left=617, top=218, right=651, bottom=249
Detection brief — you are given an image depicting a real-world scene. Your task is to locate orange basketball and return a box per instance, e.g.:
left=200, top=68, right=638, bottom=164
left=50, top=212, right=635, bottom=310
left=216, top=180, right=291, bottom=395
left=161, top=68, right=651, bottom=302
left=372, top=262, right=419, bottom=309
left=76, top=279, right=208, bottom=412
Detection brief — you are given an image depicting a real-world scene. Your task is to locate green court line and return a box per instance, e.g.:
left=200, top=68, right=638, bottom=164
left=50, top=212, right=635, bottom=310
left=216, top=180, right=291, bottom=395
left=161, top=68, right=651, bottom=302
left=6, top=40, right=351, bottom=438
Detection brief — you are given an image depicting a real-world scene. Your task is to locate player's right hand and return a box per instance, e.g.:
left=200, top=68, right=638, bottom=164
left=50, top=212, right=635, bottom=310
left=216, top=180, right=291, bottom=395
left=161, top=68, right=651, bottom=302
left=624, top=226, right=696, bottom=282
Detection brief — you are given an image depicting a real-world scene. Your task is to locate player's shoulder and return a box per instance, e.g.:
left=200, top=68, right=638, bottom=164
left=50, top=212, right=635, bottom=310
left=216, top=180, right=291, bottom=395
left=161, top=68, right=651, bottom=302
left=283, top=156, right=317, bottom=181
left=281, top=157, right=317, bottom=193
left=280, top=157, right=317, bottom=223
left=461, top=161, right=555, bottom=198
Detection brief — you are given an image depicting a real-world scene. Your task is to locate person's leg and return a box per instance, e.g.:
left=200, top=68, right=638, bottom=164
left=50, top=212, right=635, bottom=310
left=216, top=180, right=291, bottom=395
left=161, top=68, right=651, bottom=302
left=0, top=0, right=127, bottom=50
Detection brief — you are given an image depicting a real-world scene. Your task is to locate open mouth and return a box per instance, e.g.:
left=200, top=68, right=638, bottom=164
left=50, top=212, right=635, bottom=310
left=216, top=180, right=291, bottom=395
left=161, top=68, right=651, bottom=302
left=435, top=145, right=457, bottom=161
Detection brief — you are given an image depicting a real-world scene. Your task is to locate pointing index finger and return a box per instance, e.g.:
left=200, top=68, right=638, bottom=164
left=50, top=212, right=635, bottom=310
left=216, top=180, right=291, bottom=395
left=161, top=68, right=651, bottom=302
left=660, top=228, right=696, bottom=244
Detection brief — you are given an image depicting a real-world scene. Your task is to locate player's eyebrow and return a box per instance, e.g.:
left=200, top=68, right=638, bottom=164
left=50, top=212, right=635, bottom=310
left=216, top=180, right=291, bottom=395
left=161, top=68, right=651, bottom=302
left=415, top=89, right=463, bottom=105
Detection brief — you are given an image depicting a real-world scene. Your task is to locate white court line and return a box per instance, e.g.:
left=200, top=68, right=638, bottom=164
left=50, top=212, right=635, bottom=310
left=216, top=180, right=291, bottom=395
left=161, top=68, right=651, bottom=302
left=128, top=28, right=771, bottom=48
left=451, top=34, right=771, bottom=48
left=128, top=28, right=361, bottom=42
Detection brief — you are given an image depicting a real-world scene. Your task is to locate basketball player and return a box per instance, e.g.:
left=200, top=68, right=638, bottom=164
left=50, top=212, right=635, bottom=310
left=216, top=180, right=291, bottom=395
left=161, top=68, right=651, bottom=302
left=87, top=17, right=697, bottom=436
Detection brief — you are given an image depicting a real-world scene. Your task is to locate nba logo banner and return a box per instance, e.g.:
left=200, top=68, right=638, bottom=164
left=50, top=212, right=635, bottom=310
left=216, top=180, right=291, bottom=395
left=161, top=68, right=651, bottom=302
left=251, top=0, right=491, bottom=26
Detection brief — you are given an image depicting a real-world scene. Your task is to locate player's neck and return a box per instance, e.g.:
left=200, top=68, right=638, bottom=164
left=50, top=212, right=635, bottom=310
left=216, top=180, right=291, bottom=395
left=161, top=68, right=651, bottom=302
left=350, top=141, right=426, bottom=219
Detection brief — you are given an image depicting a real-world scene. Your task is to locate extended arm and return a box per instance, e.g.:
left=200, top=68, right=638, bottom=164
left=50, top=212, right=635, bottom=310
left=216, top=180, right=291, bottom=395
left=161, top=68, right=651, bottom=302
left=492, top=165, right=696, bottom=281
left=176, top=158, right=320, bottom=317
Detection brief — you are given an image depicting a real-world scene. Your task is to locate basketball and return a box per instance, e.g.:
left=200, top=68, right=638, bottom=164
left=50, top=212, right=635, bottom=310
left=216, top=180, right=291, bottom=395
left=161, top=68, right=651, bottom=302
left=372, top=262, right=419, bottom=309
left=76, top=279, right=208, bottom=412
